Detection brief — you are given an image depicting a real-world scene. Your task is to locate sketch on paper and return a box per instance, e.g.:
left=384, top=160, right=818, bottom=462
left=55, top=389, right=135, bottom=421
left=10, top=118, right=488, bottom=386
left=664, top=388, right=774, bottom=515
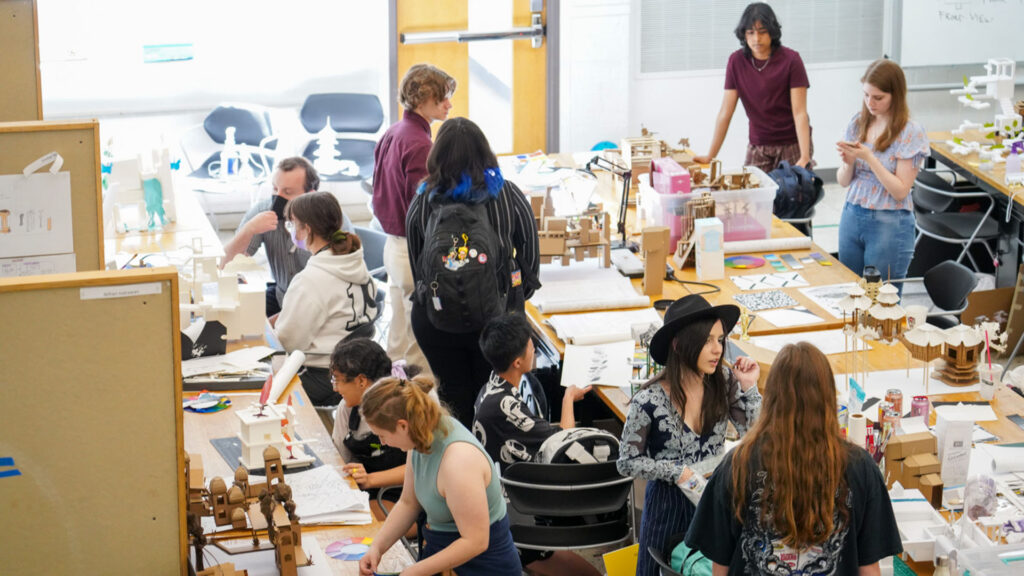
left=561, top=340, right=634, bottom=388
left=799, top=283, right=860, bottom=319
left=0, top=172, right=74, bottom=259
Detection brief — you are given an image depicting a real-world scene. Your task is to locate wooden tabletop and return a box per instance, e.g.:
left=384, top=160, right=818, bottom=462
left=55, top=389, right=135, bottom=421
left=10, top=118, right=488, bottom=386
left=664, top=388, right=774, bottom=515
left=929, top=130, right=1024, bottom=204
left=184, top=382, right=413, bottom=575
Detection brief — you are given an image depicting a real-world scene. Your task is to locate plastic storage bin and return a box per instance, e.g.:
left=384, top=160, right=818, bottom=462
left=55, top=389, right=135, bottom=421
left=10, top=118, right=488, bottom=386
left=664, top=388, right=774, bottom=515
left=955, top=542, right=1024, bottom=575
left=640, top=166, right=777, bottom=246
left=710, top=166, right=777, bottom=242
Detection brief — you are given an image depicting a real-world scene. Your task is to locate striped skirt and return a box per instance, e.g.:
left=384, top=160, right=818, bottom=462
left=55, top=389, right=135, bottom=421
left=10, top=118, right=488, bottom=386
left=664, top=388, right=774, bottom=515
left=637, top=479, right=696, bottom=576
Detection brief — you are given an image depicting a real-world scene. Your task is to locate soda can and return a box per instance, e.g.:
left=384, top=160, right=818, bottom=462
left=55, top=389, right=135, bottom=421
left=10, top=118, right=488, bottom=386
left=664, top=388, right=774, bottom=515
left=877, top=401, right=892, bottom=423
left=885, top=389, right=903, bottom=415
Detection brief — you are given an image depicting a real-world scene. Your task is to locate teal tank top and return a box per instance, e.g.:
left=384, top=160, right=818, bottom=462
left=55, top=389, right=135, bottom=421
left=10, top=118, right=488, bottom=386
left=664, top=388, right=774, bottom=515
left=411, top=415, right=506, bottom=532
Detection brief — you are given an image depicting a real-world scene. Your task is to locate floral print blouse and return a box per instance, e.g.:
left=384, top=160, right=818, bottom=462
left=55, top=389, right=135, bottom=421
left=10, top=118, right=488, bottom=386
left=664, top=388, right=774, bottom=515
left=843, top=112, right=930, bottom=212
left=617, top=367, right=762, bottom=484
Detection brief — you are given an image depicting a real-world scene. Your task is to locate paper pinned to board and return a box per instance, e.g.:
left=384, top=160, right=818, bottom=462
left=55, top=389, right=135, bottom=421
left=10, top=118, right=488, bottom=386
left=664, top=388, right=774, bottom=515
left=561, top=340, right=635, bottom=388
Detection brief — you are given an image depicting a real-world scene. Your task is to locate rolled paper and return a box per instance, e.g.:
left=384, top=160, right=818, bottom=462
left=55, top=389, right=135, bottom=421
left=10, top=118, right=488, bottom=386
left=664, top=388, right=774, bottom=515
left=723, top=236, right=812, bottom=255
left=269, top=350, right=306, bottom=404
left=848, top=412, right=868, bottom=450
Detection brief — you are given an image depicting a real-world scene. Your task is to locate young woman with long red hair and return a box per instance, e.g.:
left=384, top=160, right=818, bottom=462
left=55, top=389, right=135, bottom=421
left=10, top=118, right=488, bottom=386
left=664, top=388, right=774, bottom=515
left=836, top=59, right=929, bottom=283
left=686, top=342, right=902, bottom=575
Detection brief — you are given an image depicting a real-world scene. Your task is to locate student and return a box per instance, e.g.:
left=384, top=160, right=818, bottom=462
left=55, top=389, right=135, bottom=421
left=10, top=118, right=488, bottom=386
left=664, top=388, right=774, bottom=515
left=373, top=63, right=456, bottom=377
left=837, top=59, right=928, bottom=283
left=272, top=192, right=379, bottom=406
left=617, top=295, right=761, bottom=576
left=474, top=312, right=599, bottom=576
left=694, top=2, right=813, bottom=173
left=406, top=117, right=540, bottom=428
left=329, top=338, right=425, bottom=519
left=358, top=376, right=520, bottom=576
left=222, top=157, right=353, bottom=316
left=686, top=342, right=903, bottom=574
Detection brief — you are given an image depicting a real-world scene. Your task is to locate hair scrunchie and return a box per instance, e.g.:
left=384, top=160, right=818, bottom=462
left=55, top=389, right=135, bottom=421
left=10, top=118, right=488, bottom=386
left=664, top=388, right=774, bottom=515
left=391, top=363, right=408, bottom=380
left=332, top=230, right=349, bottom=243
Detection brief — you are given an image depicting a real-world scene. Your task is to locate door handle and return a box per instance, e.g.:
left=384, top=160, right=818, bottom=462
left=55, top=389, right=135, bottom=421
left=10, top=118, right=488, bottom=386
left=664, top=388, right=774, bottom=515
left=401, top=13, right=544, bottom=48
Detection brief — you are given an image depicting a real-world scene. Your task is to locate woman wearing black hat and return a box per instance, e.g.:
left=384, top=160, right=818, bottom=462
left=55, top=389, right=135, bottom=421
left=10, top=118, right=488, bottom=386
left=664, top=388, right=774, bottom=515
left=617, top=295, right=762, bottom=576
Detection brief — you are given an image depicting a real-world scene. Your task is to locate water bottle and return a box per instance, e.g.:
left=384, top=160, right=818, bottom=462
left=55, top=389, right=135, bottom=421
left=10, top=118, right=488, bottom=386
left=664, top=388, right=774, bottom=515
left=220, top=126, right=241, bottom=178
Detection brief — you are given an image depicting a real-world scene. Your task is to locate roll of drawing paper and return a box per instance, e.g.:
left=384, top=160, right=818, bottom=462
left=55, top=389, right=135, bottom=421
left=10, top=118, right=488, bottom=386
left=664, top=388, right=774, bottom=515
left=848, top=413, right=868, bottom=449
left=724, top=236, right=812, bottom=255
left=986, top=445, right=1024, bottom=474
left=269, top=350, right=305, bottom=404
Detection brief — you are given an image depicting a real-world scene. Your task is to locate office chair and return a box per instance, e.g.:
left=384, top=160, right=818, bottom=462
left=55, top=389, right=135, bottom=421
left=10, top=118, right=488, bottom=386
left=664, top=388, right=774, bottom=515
left=647, top=546, right=685, bottom=576
left=354, top=226, right=388, bottom=281
left=299, top=93, right=384, bottom=182
left=891, top=259, right=978, bottom=329
left=500, top=461, right=633, bottom=553
left=184, top=103, right=278, bottom=180
left=912, top=169, right=1000, bottom=273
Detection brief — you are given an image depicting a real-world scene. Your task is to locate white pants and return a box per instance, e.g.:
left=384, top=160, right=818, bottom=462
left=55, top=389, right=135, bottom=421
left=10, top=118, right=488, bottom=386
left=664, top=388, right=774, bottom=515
left=383, top=234, right=432, bottom=378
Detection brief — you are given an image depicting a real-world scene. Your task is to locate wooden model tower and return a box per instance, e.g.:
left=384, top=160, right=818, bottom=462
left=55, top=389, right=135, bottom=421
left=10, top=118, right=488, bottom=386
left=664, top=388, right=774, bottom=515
left=642, top=226, right=671, bottom=295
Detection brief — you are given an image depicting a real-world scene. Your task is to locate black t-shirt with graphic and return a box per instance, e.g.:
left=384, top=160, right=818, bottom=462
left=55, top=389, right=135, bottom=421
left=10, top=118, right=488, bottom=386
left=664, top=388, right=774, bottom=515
left=686, top=443, right=902, bottom=575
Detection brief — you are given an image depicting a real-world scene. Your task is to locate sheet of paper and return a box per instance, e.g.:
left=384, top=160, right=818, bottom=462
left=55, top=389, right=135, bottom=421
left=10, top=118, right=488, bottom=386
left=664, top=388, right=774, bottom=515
left=191, top=538, right=332, bottom=576
left=0, top=253, right=76, bottom=278
left=758, top=306, right=824, bottom=327
left=561, top=340, right=635, bottom=388
left=181, top=345, right=277, bottom=377
left=0, top=171, right=74, bottom=259
left=934, top=403, right=998, bottom=422
left=281, top=465, right=372, bottom=522
left=749, top=329, right=853, bottom=355
left=532, top=261, right=649, bottom=313
left=547, top=308, right=662, bottom=345
left=733, top=290, right=799, bottom=312
left=730, top=272, right=809, bottom=291
left=799, top=283, right=860, bottom=319
left=833, top=367, right=981, bottom=402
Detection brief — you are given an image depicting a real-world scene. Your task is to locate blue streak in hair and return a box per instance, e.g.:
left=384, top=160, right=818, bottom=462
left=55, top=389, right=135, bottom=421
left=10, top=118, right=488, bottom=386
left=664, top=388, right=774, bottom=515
left=424, top=168, right=505, bottom=204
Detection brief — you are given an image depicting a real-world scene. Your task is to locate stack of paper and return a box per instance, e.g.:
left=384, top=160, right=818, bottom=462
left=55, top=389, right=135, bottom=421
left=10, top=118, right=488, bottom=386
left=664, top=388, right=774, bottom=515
left=182, top=345, right=276, bottom=378
left=548, top=308, right=662, bottom=345
left=285, top=466, right=373, bottom=525
left=533, top=263, right=649, bottom=313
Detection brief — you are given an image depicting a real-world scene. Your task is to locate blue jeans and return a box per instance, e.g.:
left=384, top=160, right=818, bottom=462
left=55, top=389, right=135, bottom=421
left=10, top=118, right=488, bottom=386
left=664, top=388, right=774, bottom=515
left=838, top=203, right=916, bottom=283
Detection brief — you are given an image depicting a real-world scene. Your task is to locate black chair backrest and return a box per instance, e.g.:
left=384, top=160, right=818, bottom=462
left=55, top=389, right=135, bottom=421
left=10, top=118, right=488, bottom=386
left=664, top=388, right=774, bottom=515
left=300, top=93, right=384, bottom=134
left=648, top=545, right=685, bottom=576
left=923, top=259, right=978, bottom=311
left=501, top=461, right=631, bottom=517
left=354, top=226, right=386, bottom=278
left=203, top=105, right=273, bottom=146
left=913, top=170, right=956, bottom=214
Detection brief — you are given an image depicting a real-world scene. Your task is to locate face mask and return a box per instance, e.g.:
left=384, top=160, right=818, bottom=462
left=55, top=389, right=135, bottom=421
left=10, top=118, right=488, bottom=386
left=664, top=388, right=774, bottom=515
left=287, top=221, right=307, bottom=251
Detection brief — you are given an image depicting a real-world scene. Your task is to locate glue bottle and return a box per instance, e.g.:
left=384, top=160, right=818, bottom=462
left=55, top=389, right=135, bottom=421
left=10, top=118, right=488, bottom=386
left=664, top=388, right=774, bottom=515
left=220, top=126, right=242, bottom=178
left=1007, top=142, right=1022, bottom=178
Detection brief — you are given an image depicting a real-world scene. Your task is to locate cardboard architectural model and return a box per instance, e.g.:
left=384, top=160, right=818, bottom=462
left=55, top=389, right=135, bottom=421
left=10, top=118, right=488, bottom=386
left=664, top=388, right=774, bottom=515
left=530, top=193, right=612, bottom=267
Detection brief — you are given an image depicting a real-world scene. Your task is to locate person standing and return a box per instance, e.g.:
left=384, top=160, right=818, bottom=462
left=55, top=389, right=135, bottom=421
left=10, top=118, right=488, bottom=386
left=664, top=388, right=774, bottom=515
left=406, top=118, right=540, bottom=428
left=694, top=2, right=813, bottom=173
left=837, top=58, right=928, bottom=283
left=373, top=64, right=456, bottom=378
left=686, top=342, right=902, bottom=574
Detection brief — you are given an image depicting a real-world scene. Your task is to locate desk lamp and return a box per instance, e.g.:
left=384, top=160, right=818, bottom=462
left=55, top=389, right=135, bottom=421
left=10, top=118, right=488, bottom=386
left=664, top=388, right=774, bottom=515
left=585, top=155, right=633, bottom=249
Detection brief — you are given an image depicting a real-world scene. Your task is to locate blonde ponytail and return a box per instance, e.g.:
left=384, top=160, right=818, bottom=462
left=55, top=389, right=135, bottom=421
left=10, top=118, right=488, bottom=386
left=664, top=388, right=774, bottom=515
left=360, top=376, right=449, bottom=453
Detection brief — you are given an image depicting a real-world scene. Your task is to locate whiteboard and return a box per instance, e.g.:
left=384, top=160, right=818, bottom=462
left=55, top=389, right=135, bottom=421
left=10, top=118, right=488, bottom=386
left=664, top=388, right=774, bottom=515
left=900, top=0, right=1024, bottom=67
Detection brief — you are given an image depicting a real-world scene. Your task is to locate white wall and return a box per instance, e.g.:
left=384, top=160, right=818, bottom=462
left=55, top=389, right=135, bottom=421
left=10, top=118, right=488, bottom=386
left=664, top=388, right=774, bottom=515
left=560, top=0, right=1024, bottom=171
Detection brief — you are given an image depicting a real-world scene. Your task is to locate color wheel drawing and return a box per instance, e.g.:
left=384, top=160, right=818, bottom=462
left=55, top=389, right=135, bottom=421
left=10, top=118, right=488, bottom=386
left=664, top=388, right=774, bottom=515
left=325, top=537, right=373, bottom=560
left=724, top=255, right=765, bottom=269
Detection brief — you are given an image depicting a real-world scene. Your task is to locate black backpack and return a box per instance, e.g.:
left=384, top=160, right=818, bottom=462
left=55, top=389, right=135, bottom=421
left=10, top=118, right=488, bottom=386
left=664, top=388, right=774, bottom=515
left=768, top=161, right=824, bottom=220
left=415, top=199, right=505, bottom=334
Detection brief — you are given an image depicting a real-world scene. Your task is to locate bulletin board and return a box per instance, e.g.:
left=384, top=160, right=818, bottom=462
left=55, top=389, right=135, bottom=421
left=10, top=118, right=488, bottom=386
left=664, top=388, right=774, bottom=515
left=0, top=120, right=103, bottom=271
left=0, top=268, right=186, bottom=574
left=0, top=0, right=42, bottom=121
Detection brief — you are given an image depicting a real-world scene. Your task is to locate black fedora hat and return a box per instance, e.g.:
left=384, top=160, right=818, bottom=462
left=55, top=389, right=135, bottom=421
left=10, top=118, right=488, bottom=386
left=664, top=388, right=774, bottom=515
left=649, top=295, right=740, bottom=365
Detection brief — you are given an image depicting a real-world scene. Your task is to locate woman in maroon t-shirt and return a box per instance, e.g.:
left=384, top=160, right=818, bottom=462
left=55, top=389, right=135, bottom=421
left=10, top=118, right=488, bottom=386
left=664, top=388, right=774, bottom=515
left=694, top=3, right=813, bottom=173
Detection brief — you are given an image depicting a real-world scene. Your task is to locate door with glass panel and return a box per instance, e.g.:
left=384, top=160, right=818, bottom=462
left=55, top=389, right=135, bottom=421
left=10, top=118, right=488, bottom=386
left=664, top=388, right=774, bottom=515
left=394, top=0, right=547, bottom=154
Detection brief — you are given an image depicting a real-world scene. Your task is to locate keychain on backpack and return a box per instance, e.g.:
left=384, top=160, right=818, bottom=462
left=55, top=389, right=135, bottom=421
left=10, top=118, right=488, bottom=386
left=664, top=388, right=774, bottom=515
left=431, top=280, right=442, bottom=311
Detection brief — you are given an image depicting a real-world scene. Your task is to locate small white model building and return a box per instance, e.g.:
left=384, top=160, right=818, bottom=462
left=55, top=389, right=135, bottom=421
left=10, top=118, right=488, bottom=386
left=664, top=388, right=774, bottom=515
left=950, top=58, right=1023, bottom=150
left=108, top=147, right=177, bottom=231
left=180, top=254, right=265, bottom=340
left=312, top=116, right=359, bottom=177
left=235, top=402, right=315, bottom=470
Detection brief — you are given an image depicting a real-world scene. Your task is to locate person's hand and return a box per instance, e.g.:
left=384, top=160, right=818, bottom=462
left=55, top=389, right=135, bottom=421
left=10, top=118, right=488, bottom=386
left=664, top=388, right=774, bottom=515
left=343, top=462, right=372, bottom=488
left=564, top=384, right=592, bottom=402
left=732, top=356, right=760, bottom=391
left=677, top=466, right=694, bottom=484
left=693, top=154, right=712, bottom=165
left=267, top=313, right=279, bottom=328
left=358, top=545, right=382, bottom=575
left=796, top=156, right=811, bottom=169
left=836, top=141, right=870, bottom=164
left=246, top=211, right=279, bottom=235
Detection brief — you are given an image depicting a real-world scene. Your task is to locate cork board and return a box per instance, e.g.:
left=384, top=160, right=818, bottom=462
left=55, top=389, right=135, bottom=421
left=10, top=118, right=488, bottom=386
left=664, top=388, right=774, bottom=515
left=0, top=268, right=186, bottom=574
left=0, top=120, right=103, bottom=271
left=0, top=0, right=42, bottom=121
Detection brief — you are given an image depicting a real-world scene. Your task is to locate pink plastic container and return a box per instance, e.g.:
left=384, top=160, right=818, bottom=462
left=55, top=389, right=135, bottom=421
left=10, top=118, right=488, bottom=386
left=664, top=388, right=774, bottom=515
left=650, top=157, right=691, bottom=196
